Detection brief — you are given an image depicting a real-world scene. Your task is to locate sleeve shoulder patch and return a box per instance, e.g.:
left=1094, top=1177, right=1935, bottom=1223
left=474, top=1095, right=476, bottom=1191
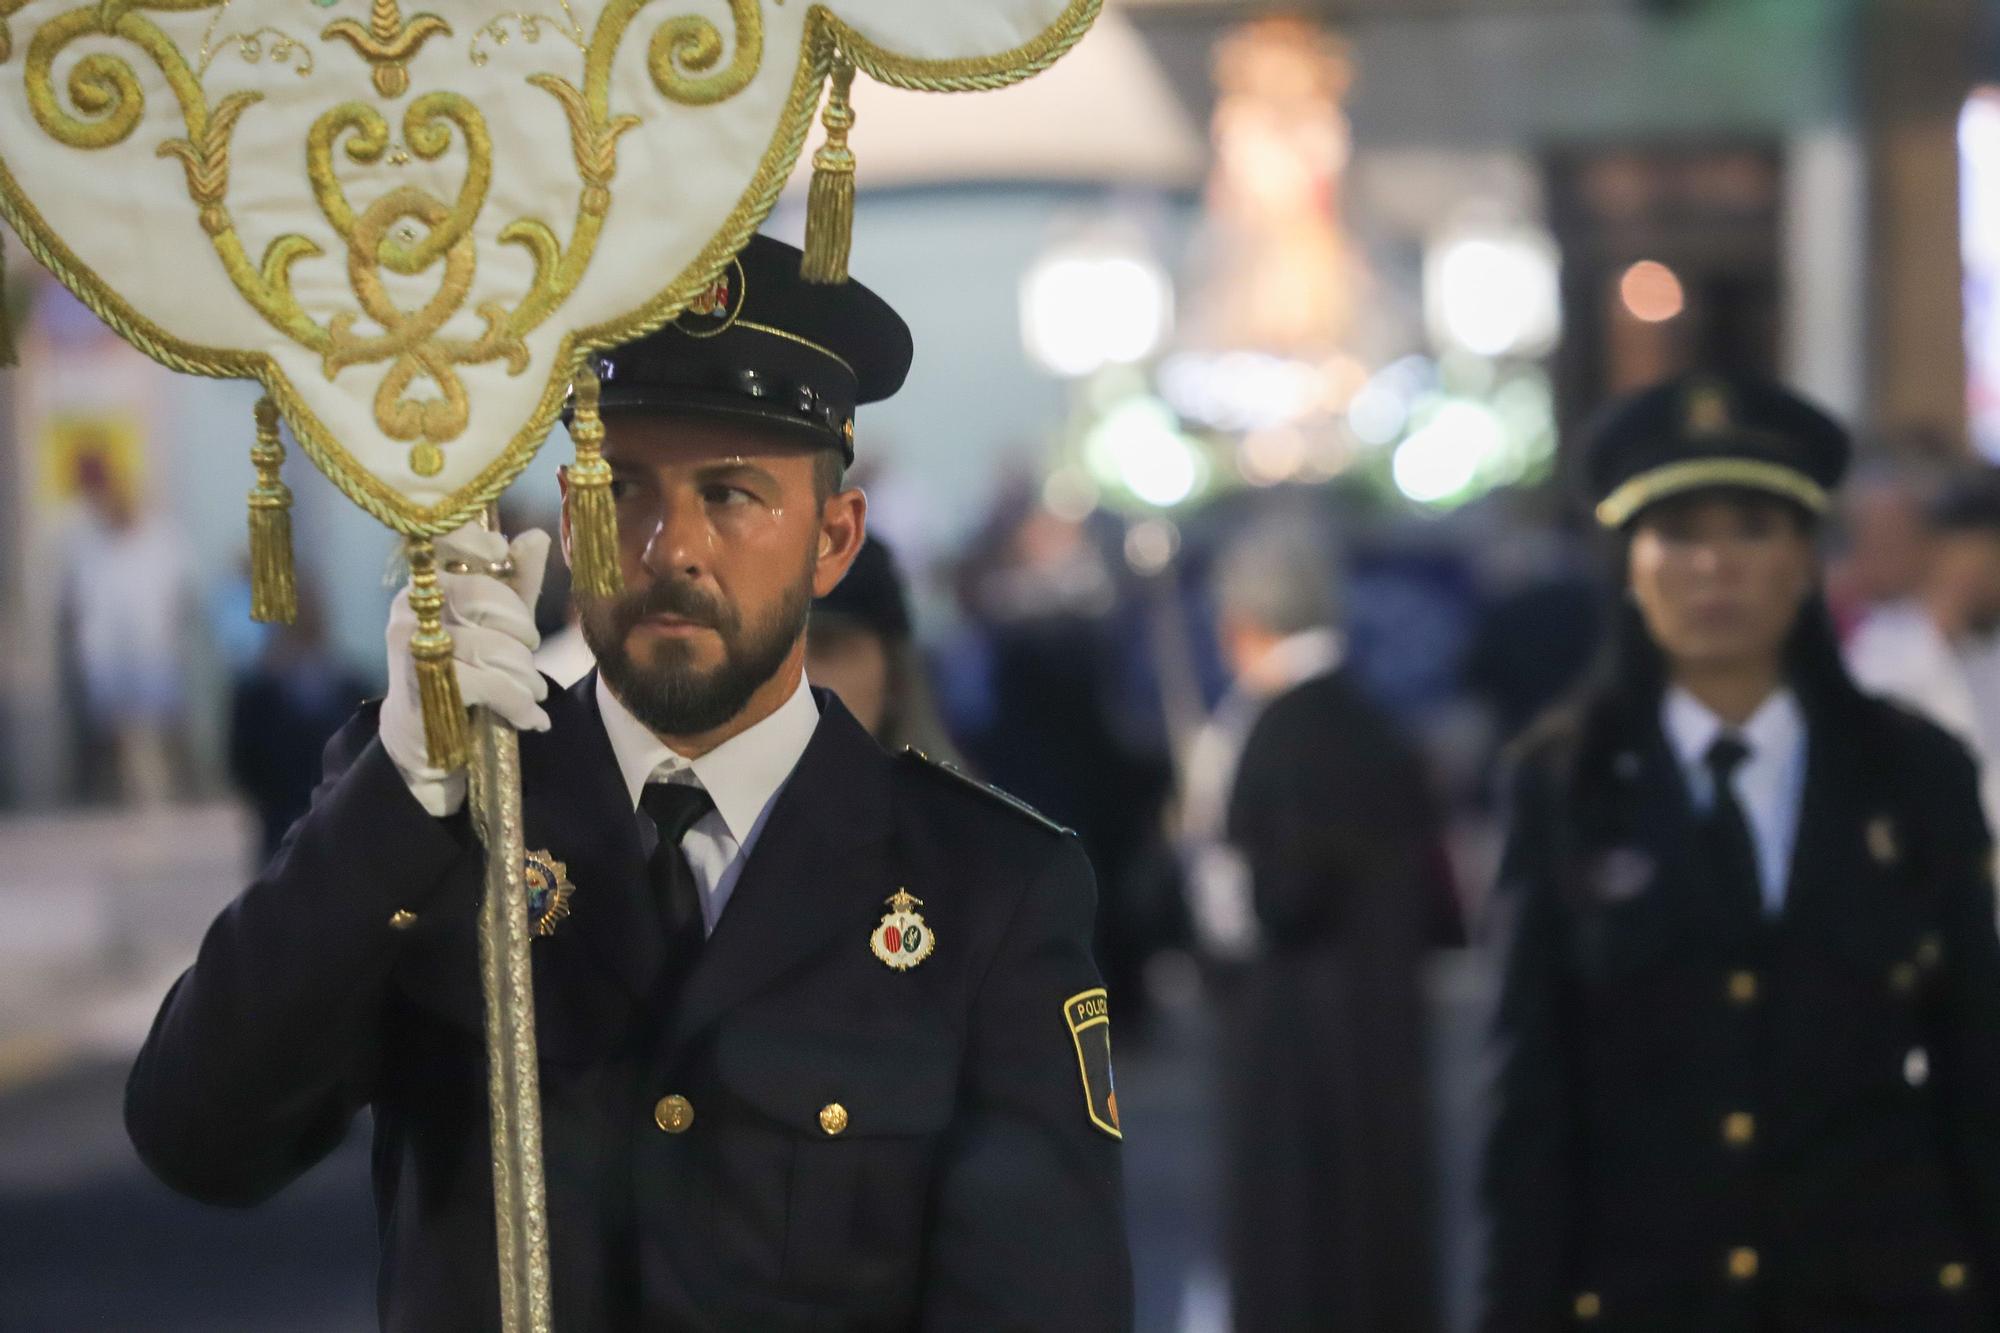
left=1063, top=987, right=1122, bottom=1140
left=898, top=748, right=1073, bottom=837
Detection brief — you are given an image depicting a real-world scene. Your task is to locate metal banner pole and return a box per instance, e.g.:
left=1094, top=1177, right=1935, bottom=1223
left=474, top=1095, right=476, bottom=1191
left=467, top=516, right=555, bottom=1333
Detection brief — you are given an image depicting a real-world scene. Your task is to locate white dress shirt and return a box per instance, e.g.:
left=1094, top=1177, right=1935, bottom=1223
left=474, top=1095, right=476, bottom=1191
left=597, top=671, right=820, bottom=936
left=1848, top=600, right=2000, bottom=839
left=1662, top=685, right=1809, bottom=915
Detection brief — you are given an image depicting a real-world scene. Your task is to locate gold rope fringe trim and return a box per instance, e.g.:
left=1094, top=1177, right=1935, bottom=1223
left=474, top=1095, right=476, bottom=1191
left=0, top=226, right=16, bottom=369
left=248, top=395, right=298, bottom=623
left=801, top=56, right=856, bottom=285
left=564, top=360, right=622, bottom=599
left=405, top=535, right=471, bottom=768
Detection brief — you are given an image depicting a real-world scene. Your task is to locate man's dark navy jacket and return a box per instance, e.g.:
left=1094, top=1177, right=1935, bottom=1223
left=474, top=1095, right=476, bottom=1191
left=126, top=676, right=1133, bottom=1331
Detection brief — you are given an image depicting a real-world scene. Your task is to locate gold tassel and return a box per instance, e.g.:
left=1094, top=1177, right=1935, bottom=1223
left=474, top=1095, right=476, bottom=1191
left=565, top=360, right=623, bottom=599
left=247, top=395, right=297, bottom=624
left=0, top=226, right=17, bottom=369
left=801, top=56, right=856, bottom=285
left=405, top=536, right=471, bottom=769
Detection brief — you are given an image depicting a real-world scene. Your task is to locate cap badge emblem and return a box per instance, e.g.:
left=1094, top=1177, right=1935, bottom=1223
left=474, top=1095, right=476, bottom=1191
left=870, top=889, right=935, bottom=970
left=675, top=255, right=746, bottom=338
left=524, top=849, right=577, bottom=937
left=687, top=273, right=732, bottom=318
left=1685, top=382, right=1734, bottom=436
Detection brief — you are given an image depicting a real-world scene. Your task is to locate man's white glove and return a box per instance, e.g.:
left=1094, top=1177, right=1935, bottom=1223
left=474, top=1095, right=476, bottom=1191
left=380, top=526, right=554, bottom=816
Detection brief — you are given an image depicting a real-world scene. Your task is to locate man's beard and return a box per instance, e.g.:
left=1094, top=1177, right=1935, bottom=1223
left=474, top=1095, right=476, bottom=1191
left=580, top=568, right=811, bottom=736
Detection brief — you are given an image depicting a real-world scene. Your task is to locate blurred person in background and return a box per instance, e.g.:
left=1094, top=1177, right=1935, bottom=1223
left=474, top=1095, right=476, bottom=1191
left=511, top=498, right=600, bottom=689
left=958, top=492, right=1173, bottom=1030
left=1824, top=461, right=1936, bottom=636
left=807, top=533, right=962, bottom=762
left=1848, top=469, right=2000, bottom=838
left=1464, top=501, right=1607, bottom=786
left=227, top=582, right=370, bottom=862
left=1187, top=516, right=1458, bottom=1333
left=534, top=605, right=597, bottom=688
left=1483, top=374, right=2000, bottom=1331
left=60, top=446, right=196, bottom=806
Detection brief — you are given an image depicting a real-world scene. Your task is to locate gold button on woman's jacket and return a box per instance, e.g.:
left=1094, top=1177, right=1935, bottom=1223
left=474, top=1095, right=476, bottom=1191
left=1726, top=970, right=1758, bottom=1005
left=1573, top=1290, right=1601, bottom=1320
left=819, top=1103, right=849, bottom=1136
left=1728, top=1247, right=1760, bottom=1281
left=1942, top=1262, right=1970, bottom=1291
left=388, top=909, right=419, bottom=930
left=1722, top=1111, right=1756, bottom=1148
left=654, top=1094, right=694, bottom=1134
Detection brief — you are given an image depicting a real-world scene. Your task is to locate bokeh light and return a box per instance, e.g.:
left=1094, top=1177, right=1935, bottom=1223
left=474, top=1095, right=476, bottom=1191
left=1619, top=259, right=1686, bottom=323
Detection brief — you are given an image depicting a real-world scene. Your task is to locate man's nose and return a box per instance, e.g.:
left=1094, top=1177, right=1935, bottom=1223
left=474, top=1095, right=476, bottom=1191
left=637, top=489, right=708, bottom=579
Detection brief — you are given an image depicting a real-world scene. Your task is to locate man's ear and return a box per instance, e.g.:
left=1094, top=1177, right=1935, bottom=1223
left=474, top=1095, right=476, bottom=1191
left=813, top=485, right=867, bottom=598
left=556, top=465, right=574, bottom=570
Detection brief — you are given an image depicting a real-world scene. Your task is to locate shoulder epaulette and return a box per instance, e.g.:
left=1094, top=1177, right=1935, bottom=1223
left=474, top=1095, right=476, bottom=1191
left=898, top=748, right=1073, bottom=836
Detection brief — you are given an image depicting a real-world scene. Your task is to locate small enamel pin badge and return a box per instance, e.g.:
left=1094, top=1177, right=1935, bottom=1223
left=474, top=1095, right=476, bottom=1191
left=1868, top=816, right=1901, bottom=868
left=524, top=849, right=576, bottom=938
left=1591, top=847, right=1657, bottom=903
left=870, top=889, right=935, bottom=970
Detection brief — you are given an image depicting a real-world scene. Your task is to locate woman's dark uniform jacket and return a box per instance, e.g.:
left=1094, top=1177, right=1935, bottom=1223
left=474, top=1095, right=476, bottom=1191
left=1481, top=682, right=2000, bottom=1331
left=124, top=675, right=1132, bottom=1331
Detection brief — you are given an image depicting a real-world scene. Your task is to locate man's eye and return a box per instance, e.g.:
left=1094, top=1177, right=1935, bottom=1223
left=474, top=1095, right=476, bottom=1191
left=703, top=484, right=755, bottom=507
left=609, top=478, right=637, bottom=501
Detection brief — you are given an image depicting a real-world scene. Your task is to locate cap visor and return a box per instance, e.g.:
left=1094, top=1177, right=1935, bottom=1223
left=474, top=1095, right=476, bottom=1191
left=1596, top=458, right=1828, bottom=528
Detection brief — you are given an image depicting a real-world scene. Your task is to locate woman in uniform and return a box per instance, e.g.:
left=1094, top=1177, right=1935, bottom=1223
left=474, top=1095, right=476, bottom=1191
left=1481, top=373, right=2000, bottom=1331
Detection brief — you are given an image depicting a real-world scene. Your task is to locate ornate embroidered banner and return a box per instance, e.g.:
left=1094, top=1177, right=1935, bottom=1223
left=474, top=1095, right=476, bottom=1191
left=0, top=0, right=1097, bottom=534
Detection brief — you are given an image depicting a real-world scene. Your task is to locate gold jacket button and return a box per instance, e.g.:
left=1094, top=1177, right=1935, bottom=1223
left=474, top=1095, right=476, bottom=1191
left=1727, top=1247, right=1760, bottom=1282
left=1722, top=1111, right=1756, bottom=1148
left=1726, top=970, right=1758, bottom=1005
left=1942, top=1262, right=1969, bottom=1292
left=388, top=909, right=419, bottom=930
left=819, top=1103, right=849, bottom=1136
left=1905, top=1047, right=1932, bottom=1088
left=1890, top=961, right=1920, bottom=995
left=1573, top=1290, right=1602, bottom=1321
left=654, top=1094, right=694, bottom=1134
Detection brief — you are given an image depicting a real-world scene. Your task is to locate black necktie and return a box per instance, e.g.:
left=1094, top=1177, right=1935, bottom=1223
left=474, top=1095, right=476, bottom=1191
left=1703, top=735, right=1764, bottom=919
left=639, top=782, right=715, bottom=978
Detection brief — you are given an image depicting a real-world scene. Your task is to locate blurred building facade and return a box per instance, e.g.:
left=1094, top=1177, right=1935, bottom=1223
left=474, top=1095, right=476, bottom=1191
left=3, top=1, right=1996, bottom=810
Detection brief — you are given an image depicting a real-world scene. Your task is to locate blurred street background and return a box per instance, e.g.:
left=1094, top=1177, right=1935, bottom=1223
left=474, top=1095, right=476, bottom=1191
left=6, top=0, right=2000, bottom=1328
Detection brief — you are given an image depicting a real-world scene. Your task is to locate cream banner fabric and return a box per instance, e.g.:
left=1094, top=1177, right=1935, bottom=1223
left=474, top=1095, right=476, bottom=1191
left=0, top=0, right=1096, bottom=533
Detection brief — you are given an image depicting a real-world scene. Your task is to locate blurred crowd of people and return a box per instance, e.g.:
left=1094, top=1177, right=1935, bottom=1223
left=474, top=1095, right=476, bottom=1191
left=38, top=374, right=2000, bottom=1329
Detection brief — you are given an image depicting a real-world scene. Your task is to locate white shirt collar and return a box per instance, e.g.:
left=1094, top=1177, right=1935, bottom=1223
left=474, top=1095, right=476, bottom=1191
left=595, top=670, right=820, bottom=844
left=1254, top=628, right=1346, bottom=699
left=1661, top=683, right=1809, bottom=912
left=1662, top=684, right=1804, bottom=776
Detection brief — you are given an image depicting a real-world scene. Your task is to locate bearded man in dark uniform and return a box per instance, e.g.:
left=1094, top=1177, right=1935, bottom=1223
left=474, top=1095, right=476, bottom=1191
left=125, top=236, right=1132, bottom=1332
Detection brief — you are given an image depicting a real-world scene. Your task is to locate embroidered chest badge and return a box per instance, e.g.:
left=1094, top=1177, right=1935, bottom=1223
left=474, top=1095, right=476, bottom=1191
left=870, top=889, right=935, bottom=970
left=523, top=849, right=577, bottom=937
